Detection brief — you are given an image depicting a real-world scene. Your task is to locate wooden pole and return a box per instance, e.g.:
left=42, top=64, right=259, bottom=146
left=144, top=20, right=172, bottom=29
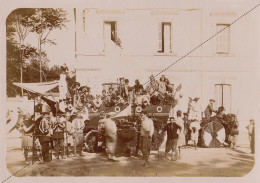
left=32, top=93, right=36, bottom=164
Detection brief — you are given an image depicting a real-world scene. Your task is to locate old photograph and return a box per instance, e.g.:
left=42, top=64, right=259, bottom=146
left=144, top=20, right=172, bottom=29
left=1, top=0, right=259, bottom=181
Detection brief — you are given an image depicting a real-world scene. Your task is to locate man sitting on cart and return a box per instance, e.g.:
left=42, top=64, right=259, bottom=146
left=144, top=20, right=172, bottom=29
left=145, top=75, right=163, bottom=105
left=204, top=99, right=217, bottom=121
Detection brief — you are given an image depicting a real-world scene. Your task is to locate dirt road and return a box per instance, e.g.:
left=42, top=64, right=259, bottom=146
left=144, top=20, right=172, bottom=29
left=5, top=138, right=254, bottom=177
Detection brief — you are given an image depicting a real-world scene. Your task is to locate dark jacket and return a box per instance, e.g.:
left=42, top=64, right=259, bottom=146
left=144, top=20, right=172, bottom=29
left=162, top=123, right=181, bottom=139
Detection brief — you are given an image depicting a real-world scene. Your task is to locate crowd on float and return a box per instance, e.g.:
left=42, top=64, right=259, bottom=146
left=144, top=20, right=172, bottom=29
left=16, top=65, right=255, bottom=167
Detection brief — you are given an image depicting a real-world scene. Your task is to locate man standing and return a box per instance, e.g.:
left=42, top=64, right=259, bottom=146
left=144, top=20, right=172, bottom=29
left=204, top=99, right=216, bottom=121
left=103, top=113, right=118, bottom=161
left=176, top=110, right=185, bottom=159
left=246, top=119, right=255, bottom=154
left=71, top=111, right=85, bottom=156
left=161, top=117, right=181, bottom=161
left=52, top=113, right=66, bottom=159
left=183, top=112, right=190, bottom=146
left=139, top=110, right=154, bottom=168
left=229, top=115, right=239, bottom=149
left=20, top=113, right=35, bottom=163
left=64, top=112, right=73, bottom=157
left=38, top=105, right=52, bottom=163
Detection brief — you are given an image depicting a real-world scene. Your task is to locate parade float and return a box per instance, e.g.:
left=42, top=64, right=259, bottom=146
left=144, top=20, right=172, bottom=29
left=10, top=78, right=237, bottom=158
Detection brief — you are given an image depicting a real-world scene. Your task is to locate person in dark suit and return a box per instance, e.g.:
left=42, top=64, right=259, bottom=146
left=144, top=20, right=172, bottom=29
left=38, top=105, right=52, bottom=163
left=160, top=117, right=181, bottom=161
left=204, top=99, right=216, bottom=121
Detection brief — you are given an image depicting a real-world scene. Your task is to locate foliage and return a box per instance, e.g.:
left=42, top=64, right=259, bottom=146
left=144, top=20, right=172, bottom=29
left=6, top=8, right=69, bottom=97
left=29, top=8, right=68, bottom=46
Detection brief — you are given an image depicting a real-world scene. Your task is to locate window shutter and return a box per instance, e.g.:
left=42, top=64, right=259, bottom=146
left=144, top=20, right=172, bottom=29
left=115, top=22, right=118, bottom=40
left=215, top=84, right=222, bottom=108
left=158, top=22, right=162, bottom=52
left=223, top=85, right=231, bottom=113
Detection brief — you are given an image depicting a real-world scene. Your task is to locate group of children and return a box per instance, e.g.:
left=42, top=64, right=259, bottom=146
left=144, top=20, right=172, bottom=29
left=20, top=104, right=87, bottom=164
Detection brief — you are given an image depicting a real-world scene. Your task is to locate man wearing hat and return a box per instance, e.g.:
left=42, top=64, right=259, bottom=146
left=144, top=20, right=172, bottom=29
left=71, top=111, right=85, bottom=156
left=70, top=82, right=81, bottom=107
left=246, top=119, right=255, bottom=154
left=139, top=110, right=154, bottom=168
left=118, top=77, right=128, bottom=100
left=52, top=112, right=66, bottom=159
left=160, top=117, right=182, bottom=161
left=105, top=87, right=116, bottom=107
left=145, top=75, right=160, bottom=105
left=64, top=111, right=73, bottom=157
left=204, top=99, right=216, bottom=121
left=38, top=104, right=52, bottom=163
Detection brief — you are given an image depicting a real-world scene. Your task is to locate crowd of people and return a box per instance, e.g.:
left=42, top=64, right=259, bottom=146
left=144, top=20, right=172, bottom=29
left=59, top=68, right=181, bottom=113
left=20, top=104, right=87, bottom=164
left=14, top=65, right=255, bottom=167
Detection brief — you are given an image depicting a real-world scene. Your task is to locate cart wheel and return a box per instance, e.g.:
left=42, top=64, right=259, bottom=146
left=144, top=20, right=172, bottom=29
left=84, top=130, right=98, bottom=152
left=201, top=121, right=225, bottom=148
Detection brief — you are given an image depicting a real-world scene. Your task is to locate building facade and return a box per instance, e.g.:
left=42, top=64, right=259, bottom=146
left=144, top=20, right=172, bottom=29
left=74, top=1, right=259, bottom=124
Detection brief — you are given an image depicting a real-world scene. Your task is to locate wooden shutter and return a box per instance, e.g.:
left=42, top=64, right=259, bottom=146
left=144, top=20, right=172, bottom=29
left=115, top=21, right=118, bottom=40
left=223, top=85, right=231, bottom=113
left=215, top=84, right=222, bottom=107
left=158, top=22, right=162, bottom=52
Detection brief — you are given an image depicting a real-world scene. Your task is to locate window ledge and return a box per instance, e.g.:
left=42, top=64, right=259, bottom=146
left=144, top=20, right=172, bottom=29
left=98, top=51, right=106, bottom=56
left=154, top=52, right=177, bottom=56
left=213, top=53, right=235, bottom=57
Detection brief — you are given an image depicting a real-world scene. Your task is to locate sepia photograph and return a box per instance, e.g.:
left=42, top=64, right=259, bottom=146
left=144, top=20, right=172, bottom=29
left=0, top=0, right=259, bottom=182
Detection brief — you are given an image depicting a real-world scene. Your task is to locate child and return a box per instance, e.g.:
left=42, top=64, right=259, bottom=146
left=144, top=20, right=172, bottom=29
left=189, top=120, right=201, bottom=150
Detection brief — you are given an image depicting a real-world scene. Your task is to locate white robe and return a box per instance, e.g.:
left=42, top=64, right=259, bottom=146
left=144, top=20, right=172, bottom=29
left=59, top=73, right=68, bottom=100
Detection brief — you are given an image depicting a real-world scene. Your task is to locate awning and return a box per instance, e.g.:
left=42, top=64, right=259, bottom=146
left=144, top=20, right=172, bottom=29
left=13, top=81, right=60, bottom=116
left=13, top=80, right=59, bottom=94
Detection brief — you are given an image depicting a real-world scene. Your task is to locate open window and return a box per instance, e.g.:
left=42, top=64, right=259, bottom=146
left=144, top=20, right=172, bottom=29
left=104, top=21, right=118, bottom=52
left=158, top=22, right=172, bottom=53
left=104, top=21, right=117, bottom=42
left=215, top=84, right=231, bottom=113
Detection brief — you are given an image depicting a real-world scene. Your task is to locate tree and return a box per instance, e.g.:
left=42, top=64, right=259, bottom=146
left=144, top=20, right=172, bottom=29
left=29, top=8, right=68, bottom=82
left=6, top=8, right=36, bottom=95
left=6, top=8, right=69, bottom=97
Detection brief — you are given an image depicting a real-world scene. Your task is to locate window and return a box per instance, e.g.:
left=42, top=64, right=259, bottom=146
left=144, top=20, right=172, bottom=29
left=158, top=22, right=171, bottom=53
left=104, top=21, right=117, bottom=42
left=104, top=21, right=117, bottom=51
left=216, top=24, right=230, bottom=54
left=215, top=84, right=231, bottom=113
